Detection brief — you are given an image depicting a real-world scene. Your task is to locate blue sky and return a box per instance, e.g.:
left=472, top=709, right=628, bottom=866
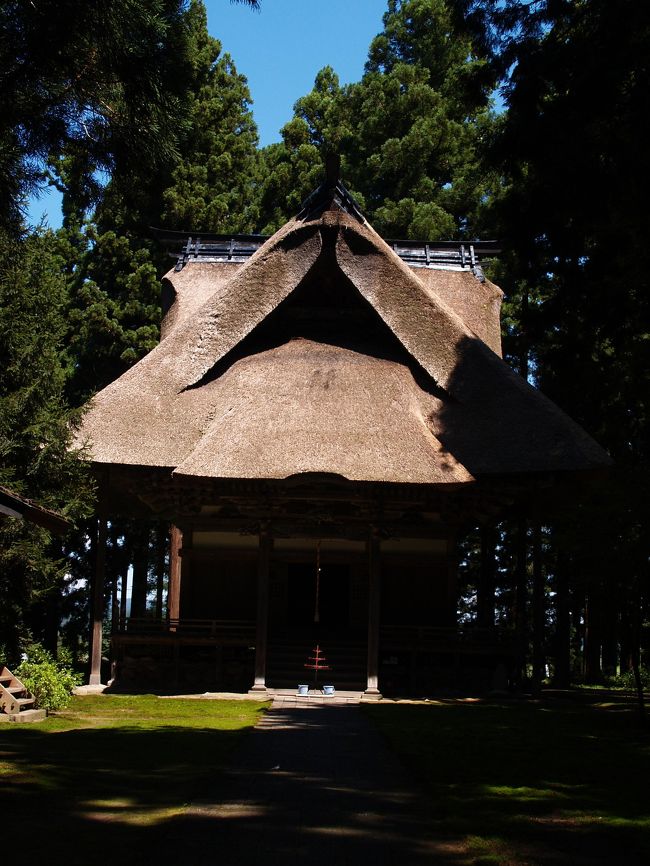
left=27, top=0, right=389, bottom=229
left=206, top=0, right=388, bottom=148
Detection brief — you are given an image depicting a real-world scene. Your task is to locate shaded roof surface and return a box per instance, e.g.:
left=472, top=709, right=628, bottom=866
left=78, top=205, right=611, bottom=486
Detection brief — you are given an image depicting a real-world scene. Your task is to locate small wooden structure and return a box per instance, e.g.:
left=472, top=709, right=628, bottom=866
left=77, top=178, right=610, bottom=696
left=0, top=485, right=72, bottom=535
left=0, top=666, right=45, bottom=722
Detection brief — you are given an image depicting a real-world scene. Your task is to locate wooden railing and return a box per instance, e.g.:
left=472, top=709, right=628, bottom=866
left=115, top=618, right=256, bottom=643
left=113, top=620, right=512, bottom=653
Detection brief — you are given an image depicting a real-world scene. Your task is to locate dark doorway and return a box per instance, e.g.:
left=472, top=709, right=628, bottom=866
left=287, top=562, right=350, bottom=631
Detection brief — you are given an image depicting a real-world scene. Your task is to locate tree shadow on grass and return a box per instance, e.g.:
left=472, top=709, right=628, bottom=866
left=364, top=695, right=650, bottom=865
left=0, top=725, right=250, bottom=865
left=5, top=697, right=642, bottom=866
left=0, top=706, right=471, bottom=866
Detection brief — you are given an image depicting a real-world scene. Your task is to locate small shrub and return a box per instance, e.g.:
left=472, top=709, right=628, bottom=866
left=16, top=644, right=82, bottom=711
left=609, top=667, right=650, bottom=692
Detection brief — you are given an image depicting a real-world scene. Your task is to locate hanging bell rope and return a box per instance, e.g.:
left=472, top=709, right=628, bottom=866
left=314, top=537, right=321, bottom=623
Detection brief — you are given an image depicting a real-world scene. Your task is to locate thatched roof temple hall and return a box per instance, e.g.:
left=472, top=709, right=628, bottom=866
left=78, top=176, right=610, bottom=696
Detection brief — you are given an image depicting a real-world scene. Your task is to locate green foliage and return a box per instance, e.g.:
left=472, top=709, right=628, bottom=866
left=0, top=231, right=70, bottom=488
left=162, top=1, right=259, bottom=233
left=254, top=69, right=338, bottom=233
left=15, top=643, right=82, bottom=710
left=610, top=668, right=650, bottom=693
left=255, top=0, right=498, bottom=238
left=0, top=1, right=261, bottom=663
left=62, top=226, right=163, bottom=403
left=452, top=0, right=650, bottom=683
left=0, top=229, right=93, bottom=657
left=55, top=2, right=261, bottom=404
left=344, top=0, right=496, bottom=238
left=0, top=1, right=198, bottom=231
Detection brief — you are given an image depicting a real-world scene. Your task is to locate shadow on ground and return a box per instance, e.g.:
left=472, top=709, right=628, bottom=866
left=2, top=693, right=647, bottom=865
left=0, top=704, right=465, bottom=866
left=364, top=691, right=650, bottom=865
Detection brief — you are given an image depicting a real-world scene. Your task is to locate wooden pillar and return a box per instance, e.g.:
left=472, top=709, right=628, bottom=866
left=89, top=501, right=107, bottom=686
left=364, top=527, right=382, bottom=699
left=250, top=525, right=272, bottom=694
left=168, top=525, right=183, bottom=624
left=119, top=568, right=128, bottom=627
left=117, top=532, right=131, bottom=629
left=109, top=524, right=120, bottom=635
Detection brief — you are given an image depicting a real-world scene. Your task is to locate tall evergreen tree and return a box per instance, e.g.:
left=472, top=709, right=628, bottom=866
left=344, top=0, right=496, bottom=238
left=0, top=1, right=200, bottom=232
left=57, top=1, right=260, bottom=403
left=0, top=229, right=93, bottom=658
left=254, top=68, right=339, bottom=234
left=255, top=0, right=497, bottom=239
left=162, top=2, right=260, bottom=233
left=455, top=0, right=650, bottom=682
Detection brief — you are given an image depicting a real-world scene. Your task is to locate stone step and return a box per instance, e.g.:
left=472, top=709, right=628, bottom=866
left=266, top=639, right=367, bottom=691
left=0, top=708, right=46, bottom=723
left=269, top=680, right=366, bottom=692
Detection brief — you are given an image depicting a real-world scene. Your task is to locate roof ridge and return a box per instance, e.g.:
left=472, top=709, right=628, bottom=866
left=296, top=178, right=366, bottom=224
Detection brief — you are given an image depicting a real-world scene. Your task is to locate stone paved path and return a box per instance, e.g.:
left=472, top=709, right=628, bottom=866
left=163, top=703, right=469, bottom=865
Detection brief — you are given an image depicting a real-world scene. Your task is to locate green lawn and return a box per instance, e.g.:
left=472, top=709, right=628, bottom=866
left=364, top=692, right=650, bottom=865
left=0, top=695, right=268, bottom=864
left=4, top=691, right=647, bottom=865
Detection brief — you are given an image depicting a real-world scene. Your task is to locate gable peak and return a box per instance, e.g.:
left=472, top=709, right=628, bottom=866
left=296, top=153, right=366, bottom=225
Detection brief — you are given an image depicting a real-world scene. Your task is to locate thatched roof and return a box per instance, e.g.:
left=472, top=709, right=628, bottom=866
left=77, top=204, right=610, bottom=486
left=173, top=338, right=472, bottom=484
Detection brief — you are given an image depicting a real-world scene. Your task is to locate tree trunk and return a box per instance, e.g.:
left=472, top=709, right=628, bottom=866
left=601, top=574, right=619, bottom=678
left=155, top=522, right=166, bottom=619
left=553, top=548, right=571, bottom=688
left=477, top=524, right=497, bottom=629
left=514, top=516, right=528, bottom=687
left=632, top=653, right=646, bottom=724
left=129, top=524, right=150, bottom=619
left=584, top=582, right=603, bottom=683
left=531, top=521, right=545, bottom=692
left=571, top=580, right=586, bottom=679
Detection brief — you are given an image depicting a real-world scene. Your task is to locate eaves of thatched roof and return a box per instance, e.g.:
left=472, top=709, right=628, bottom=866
left=0, top=485, right=72, bottom=534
